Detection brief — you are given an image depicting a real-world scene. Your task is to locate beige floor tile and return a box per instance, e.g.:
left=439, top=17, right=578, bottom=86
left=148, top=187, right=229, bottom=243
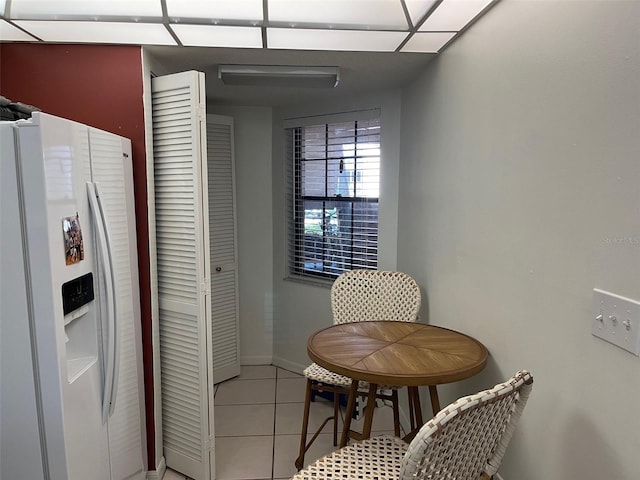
left=215, top=436, right=274, bottom=480
left=215, top=378, right=276, bottom=405
left=275, top=400, right=342, bottom=436
left=215, top=404, right=275, bottom=437
left=163, top=469, right=187, bottom=480
left=238, top=365, right=277, bottom=380
left=275, top=377, right=307, bottom=403
left=273, top=433, right=339, bottom=478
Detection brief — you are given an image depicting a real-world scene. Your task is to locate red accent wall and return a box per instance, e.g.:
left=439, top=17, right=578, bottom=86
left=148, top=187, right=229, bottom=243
left=0, top=43, right=155, bottom=469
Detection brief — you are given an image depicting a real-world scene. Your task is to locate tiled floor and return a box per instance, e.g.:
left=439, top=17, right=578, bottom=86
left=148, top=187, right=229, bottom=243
left=164, top=365, right=400, bottom=480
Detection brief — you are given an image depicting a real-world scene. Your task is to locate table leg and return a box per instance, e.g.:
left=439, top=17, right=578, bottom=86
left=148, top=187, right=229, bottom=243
left=361, top=383, right=378, bottom=440
left=403, top=386, right=423, bottom=443
left=409, top=386, right=423, bottom=426
left=428, top=385, right=441, bottom=416
left=339, top=380, right=359, bottom=448
left=408, top=389, right=416, bottom=431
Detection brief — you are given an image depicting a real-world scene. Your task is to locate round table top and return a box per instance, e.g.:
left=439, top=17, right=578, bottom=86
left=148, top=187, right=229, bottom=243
left=307, top=321, right=488, bottom=387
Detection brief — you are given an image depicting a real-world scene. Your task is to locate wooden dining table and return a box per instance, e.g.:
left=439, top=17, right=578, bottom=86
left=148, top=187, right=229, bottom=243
left=306, top=321, right=488, bottom=447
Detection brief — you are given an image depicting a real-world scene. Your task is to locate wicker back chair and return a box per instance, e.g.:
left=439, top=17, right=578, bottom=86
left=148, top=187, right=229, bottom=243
left=296, top=270, right=421, bottom=470
left=331, top=270, right=421, bottom=324
left=292, top=370, right=533, bottom=480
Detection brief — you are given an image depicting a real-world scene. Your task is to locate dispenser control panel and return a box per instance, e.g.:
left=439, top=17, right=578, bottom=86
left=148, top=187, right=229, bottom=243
left=62, top=273, right=94, bottom=316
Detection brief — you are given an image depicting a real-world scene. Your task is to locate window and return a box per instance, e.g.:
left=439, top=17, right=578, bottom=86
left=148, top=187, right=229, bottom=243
left=286, top=116, right=380, bottom=280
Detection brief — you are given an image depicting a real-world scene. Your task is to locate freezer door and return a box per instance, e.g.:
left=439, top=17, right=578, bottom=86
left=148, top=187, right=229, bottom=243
left=0, top=124, right=46, bottom=480
left=15, top=113, right=109, bottom=480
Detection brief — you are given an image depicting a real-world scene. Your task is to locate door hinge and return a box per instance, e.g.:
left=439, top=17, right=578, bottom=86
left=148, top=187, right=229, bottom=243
left=202, top=278, right=211, bottom=295
left=206, top=434, right=216, bottom=451
left=196, top=104, right=206, bottom=122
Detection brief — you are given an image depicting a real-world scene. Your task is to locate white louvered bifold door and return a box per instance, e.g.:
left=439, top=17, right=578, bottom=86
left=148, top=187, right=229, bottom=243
left=88, top=129, right=146, bottom=480
left=151, top=71, right=214, bottom=480
left=207, top=115, right=240, bottom=385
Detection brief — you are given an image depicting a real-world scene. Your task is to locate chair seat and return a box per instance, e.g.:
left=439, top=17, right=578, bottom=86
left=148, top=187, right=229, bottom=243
left=292, top=435, right=408, bottom=480
left=303, top=363, right=357, bottom=387
left=303, top=363, right=396, bottom=391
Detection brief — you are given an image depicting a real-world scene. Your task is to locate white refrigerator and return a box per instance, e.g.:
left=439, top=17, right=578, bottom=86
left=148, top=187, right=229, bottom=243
left=0, top=112, right=146, bottom=480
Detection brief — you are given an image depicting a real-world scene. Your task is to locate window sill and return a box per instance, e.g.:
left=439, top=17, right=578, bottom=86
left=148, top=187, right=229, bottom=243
left=284, top=274, right=334, bottom=289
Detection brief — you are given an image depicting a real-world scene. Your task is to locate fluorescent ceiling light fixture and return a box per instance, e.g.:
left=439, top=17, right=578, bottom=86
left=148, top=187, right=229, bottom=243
left=419, top=0, right=494, bottom=32
left=166, top=0, right=263, bottom=23
left=0, top=19, right=37, bottom=41
left=12, top=21, right=177, bottom=45
left=10, top=0, right=162, bottom=20
left=267, top=28, right=408, bottom=52
left=172, top=24, right=262, bottom=48
left=268, top=0, right=408, bottom=30
left=218, top=65, right=340, bottom=88
left=404, top=0, right=439, bottom=26
left=401, top=31, right=456, bottom=53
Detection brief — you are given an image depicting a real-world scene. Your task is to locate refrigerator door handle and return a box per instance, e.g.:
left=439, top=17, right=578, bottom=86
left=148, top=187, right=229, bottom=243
left=86, top=181, right=119, bottom=423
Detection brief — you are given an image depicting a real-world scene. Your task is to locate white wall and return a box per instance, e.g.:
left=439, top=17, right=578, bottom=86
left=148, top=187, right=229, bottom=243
left=398, top=1, right=640, bottom=479
left=271, top=90, right=403, bottom=372
left=209, top=105, right=274, bottom=365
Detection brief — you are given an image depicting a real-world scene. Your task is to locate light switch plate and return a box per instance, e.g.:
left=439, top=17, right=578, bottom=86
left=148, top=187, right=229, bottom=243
left=592, top=288, right=640, bottom=356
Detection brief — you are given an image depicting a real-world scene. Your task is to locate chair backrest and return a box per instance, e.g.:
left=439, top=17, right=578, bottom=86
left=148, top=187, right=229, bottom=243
left=330, top=270, right=421, bottom=325
left=400, top=370, right=533, bottom=480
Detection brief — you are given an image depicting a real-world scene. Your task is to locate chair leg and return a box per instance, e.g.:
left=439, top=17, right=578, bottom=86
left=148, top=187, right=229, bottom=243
left=296, top=380, right=346, bottom=470
left=333, top=389, right=339, bottom=446
left=295, top=379, right=313, bottom=471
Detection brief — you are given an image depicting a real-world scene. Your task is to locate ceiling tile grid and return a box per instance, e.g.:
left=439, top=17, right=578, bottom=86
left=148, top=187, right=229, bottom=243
left=0, top=0, right=497, bottom=54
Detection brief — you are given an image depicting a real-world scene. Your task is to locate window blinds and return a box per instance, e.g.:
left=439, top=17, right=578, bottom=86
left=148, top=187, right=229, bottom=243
left=286, top=117, right=380, bottom=280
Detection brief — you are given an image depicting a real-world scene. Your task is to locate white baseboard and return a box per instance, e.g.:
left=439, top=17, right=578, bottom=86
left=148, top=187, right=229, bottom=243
left=240, top=354, right=274, bottom=366
left=271, top=355, right=307, bottom=375
left=145, top=456, right=166, bottom=480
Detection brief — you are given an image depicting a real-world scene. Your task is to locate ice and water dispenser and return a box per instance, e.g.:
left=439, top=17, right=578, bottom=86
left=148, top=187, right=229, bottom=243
left=62, top=273, right=98, bottom=382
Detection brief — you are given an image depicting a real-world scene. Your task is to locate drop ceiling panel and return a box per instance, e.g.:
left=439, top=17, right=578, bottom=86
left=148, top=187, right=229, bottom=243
left=10, top=0, right=163, bottom=20
left=419, top=0, right=493, bottom=31
left=268, top=28, right=408, bottom=52
left=401, top=31, right=456, bottom=53
left=268, top=0, right=408, bottom=30
left=404, top=0, right=439, bottom=27
left=172, top=24, right=263, bottom=48
left=13, top=20, right=177, bottom=45
left=0, top=19, right=37, bottom=41
left=165, top=0, right=264, bottom=23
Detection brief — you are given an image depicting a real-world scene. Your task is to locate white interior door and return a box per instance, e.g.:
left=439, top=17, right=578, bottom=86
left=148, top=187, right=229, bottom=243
left=151, top=71, right=214, bottom=480
left=207, top=115, right=241, bottom=384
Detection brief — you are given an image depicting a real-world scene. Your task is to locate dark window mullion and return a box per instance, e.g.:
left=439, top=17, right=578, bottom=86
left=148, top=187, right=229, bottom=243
left=301, top=195, right=372, bottom=203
